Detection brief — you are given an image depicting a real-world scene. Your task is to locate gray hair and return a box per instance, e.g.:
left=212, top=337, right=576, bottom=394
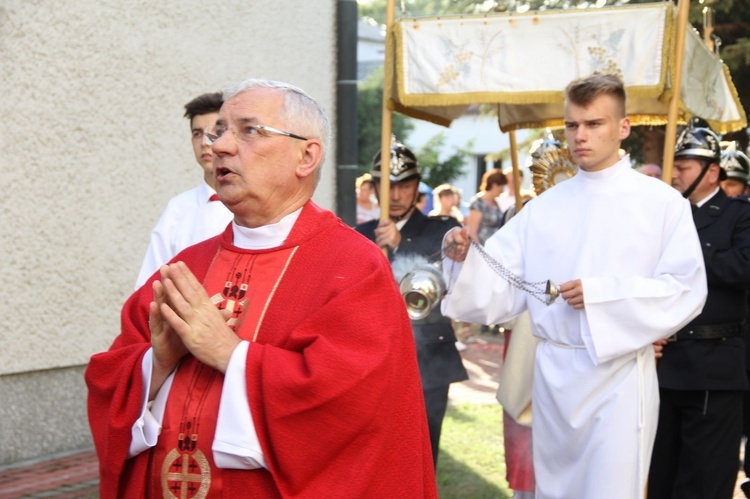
left=223, top=78, right=332, bottom=173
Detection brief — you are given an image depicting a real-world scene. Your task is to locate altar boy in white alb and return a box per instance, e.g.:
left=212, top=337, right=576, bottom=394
left=135, top=92, right=234, bottom=289
left=442, top=73, right=707, bottom=499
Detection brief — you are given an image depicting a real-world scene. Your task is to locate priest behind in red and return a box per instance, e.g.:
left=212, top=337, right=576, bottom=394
left=441, top=73, right=707, bottom=499
left=648, top=120, right=750, bottom=499
left=85, top=79, right=437, bottom=498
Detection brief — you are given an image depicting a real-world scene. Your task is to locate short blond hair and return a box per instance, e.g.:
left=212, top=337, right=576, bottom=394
left=565, top=73, right=627, bottom=118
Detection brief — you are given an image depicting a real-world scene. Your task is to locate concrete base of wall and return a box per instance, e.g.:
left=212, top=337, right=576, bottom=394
left=0, top=366, right=93, bottom=466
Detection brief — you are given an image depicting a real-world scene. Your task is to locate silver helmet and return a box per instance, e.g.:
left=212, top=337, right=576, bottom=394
left=371, top=139, right=421, bottom=184
left=720, top=141, right=750, bottom=184
left=674, top=118, right=722, bottom=164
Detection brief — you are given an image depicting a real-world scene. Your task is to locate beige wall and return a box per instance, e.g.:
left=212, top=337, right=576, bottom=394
left=0, top=0, right=339, bottom=465
left=0, top=1, right=337, bottom=376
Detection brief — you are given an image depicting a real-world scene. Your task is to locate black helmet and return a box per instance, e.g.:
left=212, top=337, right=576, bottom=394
left=371, top=139, right=421, bottom=183
left=674, top=117, right=721, bottom=165
left=720, top=141, right=750, bottom=184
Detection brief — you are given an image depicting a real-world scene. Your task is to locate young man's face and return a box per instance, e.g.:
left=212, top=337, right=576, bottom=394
left=191, top=112, right=220, bottom=180
left=564, top=94, right=630, bottom=172
left=721, top=178, right=748, bottom=198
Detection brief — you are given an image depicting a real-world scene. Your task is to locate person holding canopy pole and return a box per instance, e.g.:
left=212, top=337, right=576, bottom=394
left=355, top=140, right=468, bottom=470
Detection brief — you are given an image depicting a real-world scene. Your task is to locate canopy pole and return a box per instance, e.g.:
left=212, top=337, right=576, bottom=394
left=509, top=130, right=523, bottom=213
left=379, top=0, right=396, bottom=228
left=376, top=0, right=397, bottom=255
left=702, top=0, right=715, bottom=52
left=661, top=0, right=691, bottom=183
left=651, top=7, right=691, bottom=489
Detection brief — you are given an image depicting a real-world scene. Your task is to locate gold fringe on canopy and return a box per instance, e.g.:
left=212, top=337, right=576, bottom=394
left=387, top=2, right=746, bottom=133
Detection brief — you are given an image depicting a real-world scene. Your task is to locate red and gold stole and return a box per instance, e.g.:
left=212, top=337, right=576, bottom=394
left=148, top=246, right=297, bottom=498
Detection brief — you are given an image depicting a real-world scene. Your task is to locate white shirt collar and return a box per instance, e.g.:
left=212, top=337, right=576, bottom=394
left=231, top=208, right=303, bottom=249
left=197, top=180, right=218, bottom=203
left=395, top=209, right=416, bottom=230
left=695, top=187, right=721, bottom=208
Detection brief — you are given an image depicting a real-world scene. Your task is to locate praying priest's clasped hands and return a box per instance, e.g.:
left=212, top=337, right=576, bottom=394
left=148, top=262, right=239, bottom=399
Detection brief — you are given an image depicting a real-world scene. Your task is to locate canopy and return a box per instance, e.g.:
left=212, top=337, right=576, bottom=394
left=387, top=3, right=746, bottom=134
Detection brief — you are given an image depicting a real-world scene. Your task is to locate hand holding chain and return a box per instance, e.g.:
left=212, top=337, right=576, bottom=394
left=443, top=239, right=561, bottom=306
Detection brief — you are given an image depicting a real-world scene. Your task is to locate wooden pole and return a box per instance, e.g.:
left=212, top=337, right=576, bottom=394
left=652, top=13, right=690, bottom=496
left=702, top=0, right=715, bottom=52
left=509, top=130, right=523, bottom=213
left=661, top=0, right=691, bottom=183
left=379, top=0, right=396, bottom=229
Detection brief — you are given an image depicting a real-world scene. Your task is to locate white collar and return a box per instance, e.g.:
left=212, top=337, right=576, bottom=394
left=695, top=187, right=721, bottom=208
left=231, top=208, right=303, bottom=249
left=197, top=180, right=218, bottom=203
left=575, top=155, right=631, bottom=181
left=396, top=211, right=412, bottom=230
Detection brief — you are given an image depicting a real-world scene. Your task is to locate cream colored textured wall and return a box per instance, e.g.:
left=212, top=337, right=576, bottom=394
left=0, top=1, right=337, bottom=375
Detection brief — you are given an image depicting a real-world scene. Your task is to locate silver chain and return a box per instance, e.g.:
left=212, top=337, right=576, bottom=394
left=444, top=239, right=550, bottom=304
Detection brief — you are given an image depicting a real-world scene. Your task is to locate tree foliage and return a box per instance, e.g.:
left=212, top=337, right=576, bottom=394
left=416, top=133, right=472, bottom=187
left=357, top=68, right=414, bottom=173
left=694, top=0, right=750, bottom=148
left=359, top=0, right=628, bottom=23
left=358, top=69, right=470, bottom=186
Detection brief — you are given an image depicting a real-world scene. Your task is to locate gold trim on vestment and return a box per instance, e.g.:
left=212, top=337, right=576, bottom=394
left=252, top=246, right=300, bottom=342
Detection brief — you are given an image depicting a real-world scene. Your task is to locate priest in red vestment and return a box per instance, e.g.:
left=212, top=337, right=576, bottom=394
left=85, top=78, right=437, bottom=498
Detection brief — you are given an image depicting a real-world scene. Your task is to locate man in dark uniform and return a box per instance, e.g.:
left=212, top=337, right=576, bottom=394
left=648, top=120, right=750, bottom=499
left=720, top=141, right=750, bottom=198
left=355, top=141, right=468, bottom=469
left=719, top=143, right=750, bottom=496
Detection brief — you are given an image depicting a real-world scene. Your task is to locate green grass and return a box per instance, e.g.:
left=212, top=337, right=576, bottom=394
left=436, top=403, right=511, bottom=498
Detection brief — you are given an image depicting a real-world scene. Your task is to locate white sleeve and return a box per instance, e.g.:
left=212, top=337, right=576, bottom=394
left=441, top=233, right=464, bottom=290
left=442, top=213, right=528, bottom=325
left=135, top=203, right=178, bottom=289
left=212, top=341, right=267, bottom=470
left=128, top=349, right=175, bottom=458
left=582, top=199, right=707, bottom=364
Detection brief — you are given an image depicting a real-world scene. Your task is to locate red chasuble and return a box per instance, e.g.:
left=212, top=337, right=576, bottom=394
left=86, top=202, right=437, bottom=498
left=148, top=249, right=294, bottom=498
left=152, top=359, right=223, bottom=498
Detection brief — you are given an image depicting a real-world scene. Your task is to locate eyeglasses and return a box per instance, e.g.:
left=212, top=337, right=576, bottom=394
left=192, top=126, right=213, bottom=145
left=205, top=123, right=308, bottom=144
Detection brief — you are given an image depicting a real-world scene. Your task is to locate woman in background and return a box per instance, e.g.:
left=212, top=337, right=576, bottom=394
left=355, top=173, right=380, bottom=224
left=467, top=169, right=507, bottom=244
left=429, top=183, right=464, bottom=223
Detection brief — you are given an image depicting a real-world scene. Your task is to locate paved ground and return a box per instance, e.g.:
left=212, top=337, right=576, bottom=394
left=0, top=449, right=99, bottom=498
left=449, top=332, right=505, bottom=406
left=0, top=332, right=747, bottom=497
